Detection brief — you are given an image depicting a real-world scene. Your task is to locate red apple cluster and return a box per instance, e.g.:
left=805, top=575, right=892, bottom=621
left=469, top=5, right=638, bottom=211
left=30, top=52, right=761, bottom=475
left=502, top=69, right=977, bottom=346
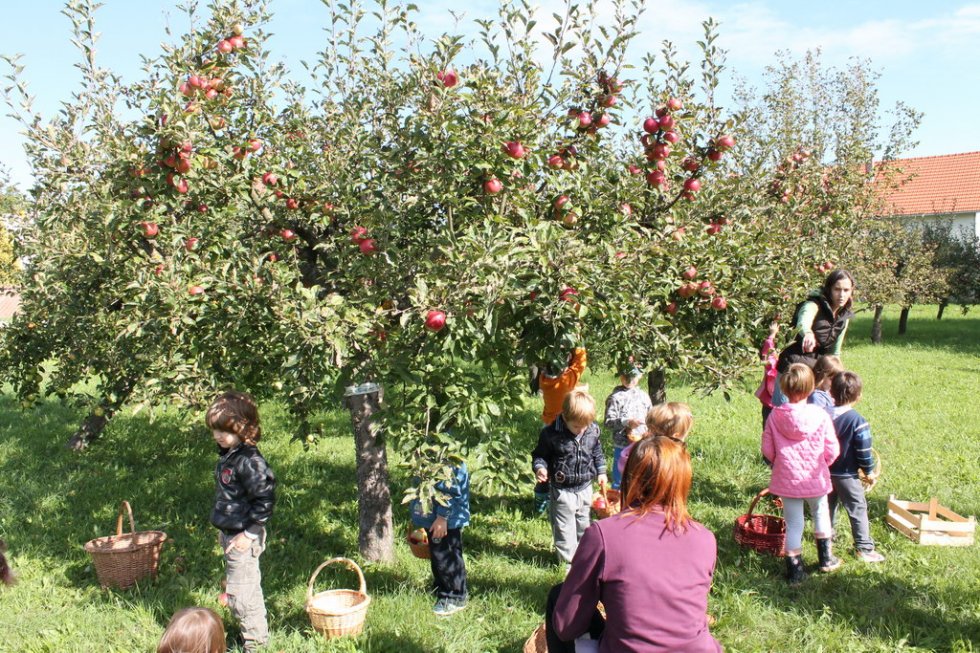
left=436, top=68, right=459, bottom=88
left=675, top=268, right=728, bottom=311
left=552, top=194, right=578, bottom=227
left=350, top=225, right=376, bottom=255
left=232, top=138, right=263, bottom=160
left=815, top=260, right=835, bottom=274
left=179, top=73, right=232, bottom=103
left=547, top=145, right=578, bottom=172
left=216, top=25, right=247, bottom=56
left=640, top=98, right=684, bottom=190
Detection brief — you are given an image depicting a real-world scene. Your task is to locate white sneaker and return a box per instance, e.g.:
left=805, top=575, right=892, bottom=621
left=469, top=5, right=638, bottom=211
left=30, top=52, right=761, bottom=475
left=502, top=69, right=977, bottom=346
left=856, top=549, right=885, bottom=563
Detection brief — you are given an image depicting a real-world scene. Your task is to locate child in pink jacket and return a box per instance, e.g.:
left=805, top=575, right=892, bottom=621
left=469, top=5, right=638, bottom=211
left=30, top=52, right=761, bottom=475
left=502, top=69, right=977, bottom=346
left=762, top=363, right=841, bottom=584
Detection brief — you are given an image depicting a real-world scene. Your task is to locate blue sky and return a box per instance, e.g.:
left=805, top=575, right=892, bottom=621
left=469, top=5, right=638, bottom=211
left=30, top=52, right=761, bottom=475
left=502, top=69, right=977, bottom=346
left=1, top=1, right=978, bottom=190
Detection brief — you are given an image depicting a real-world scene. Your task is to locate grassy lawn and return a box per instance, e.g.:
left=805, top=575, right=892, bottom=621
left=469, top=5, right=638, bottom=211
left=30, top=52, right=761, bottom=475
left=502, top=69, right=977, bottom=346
left=0, top=305, right=977, bottom=652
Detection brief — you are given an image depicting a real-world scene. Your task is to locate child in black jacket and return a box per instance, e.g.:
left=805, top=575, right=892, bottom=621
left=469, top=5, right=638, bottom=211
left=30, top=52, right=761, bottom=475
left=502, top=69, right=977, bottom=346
left=207, top=391, right=276, bottom=652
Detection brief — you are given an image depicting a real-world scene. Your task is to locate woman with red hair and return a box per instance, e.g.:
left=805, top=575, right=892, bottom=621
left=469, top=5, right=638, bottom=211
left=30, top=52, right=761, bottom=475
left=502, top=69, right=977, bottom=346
left=547, top=436, right=721, bottom=652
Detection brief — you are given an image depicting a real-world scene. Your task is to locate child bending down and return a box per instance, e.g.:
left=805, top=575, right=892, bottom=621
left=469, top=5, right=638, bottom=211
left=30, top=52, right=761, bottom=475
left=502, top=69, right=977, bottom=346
left=616, top=402, right=693, bottom=481
left=604, top=362, right=652, bottom=489
left=206, top=391, right=276, bottom=652
left=762, top=364, right=841, bottom=584
left=830, top=372, right=885, bottom=563
left=532, top=389, right=607, bottom=563
left=410, top=462, right=471, bottom=616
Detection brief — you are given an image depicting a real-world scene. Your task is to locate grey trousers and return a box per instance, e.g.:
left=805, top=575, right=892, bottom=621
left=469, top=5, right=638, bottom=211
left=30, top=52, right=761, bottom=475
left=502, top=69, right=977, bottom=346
left=550, top=485, right=593, bottom=563
left=221, top=530, right=269, bottom=647
left=829, top=476, right=875, bottom=552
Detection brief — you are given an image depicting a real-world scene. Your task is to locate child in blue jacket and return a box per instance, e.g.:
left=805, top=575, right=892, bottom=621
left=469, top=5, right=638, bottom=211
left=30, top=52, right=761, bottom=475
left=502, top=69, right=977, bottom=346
left=410, top=462, right=471, bottom=616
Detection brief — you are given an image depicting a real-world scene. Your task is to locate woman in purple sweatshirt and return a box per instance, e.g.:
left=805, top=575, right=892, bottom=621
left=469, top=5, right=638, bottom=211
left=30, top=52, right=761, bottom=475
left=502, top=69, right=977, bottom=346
left=548, top=436, right=721, bottom=652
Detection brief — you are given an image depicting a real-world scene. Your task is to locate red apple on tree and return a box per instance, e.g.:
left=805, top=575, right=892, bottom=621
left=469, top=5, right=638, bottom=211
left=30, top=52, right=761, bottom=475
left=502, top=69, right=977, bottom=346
left=358, top=238, right=377, bottom=255
left=659, top=114, right=675, bottom=130
left=682, top=266, right=698, bottom=280
left=683, top=178, right=701, bottom=192
left=642, top=117, right=660, bottom=133
left=484, top=177, right=503, bottom=194
left=548, top=155, right=564, bottom=169
left=285, top=198, right=299, bottom=210
left=596, top=113, right=611, bottom=128
left=667, top=97, right=683, bottom=111
left=698, top=280, right=715, bottom=296
left=185, top=237, right=199, bottom=252
left=716, top=134, right=736, bottom=150
left=502, top=141, right=526, bottom=159
left=559, top=287, right=579, bottom=302
left=188, top=285, right=205, bottom=296
left=424, top=309, right=447, bottom=332
left=711, top=296, right=728, bottom=311
left=666, top=301, right=679, bottom=315
left=577, top=111, right=592, bottom=128
left=628, top=164, right=642, bottom=175
left=682, top=157, right=700, bottom=172
left=262, top=172, right=278, bottom=186
left=707, top=148, right=723, bottom=162
left=350, top=226, right=369, bottom=243
left=280, top=229, right=297, bottom=242
left=217, top=39, right=233, bottom=54
left=554, top=195, right=571, bottom=210
left=436, top=68, right=458, bottom=88
left=140, top=221, right=159, bottom=238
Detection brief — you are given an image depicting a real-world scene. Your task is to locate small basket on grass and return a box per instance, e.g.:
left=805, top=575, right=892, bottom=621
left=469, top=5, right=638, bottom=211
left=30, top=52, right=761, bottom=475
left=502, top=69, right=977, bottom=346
left=83, top=500, right=167, bottom=589
left=306, top=557, right=371, bottom=639
left=523, top=623, right=547, bottom=653
left=859, top=447, right=882, bottom=492
left=733, top=488, right=786, bottom=556
left=591, top=483, right=620, bottom=519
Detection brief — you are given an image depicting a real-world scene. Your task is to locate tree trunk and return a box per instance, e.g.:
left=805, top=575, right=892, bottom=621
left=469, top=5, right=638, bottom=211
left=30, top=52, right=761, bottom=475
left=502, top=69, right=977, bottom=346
left=344, top=383, right=394, bottom=562
left=871, top=304, right=883, bottom=344
left=647, top=369, right=667, bottom=405
left=898, top=306, right=910, bottom=335
left=937, top=301, right=947, bottom=320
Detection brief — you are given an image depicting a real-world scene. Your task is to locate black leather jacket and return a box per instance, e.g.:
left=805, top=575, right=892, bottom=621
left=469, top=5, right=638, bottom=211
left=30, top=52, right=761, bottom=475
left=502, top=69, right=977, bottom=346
left=531, top=417, right=606, bottom=490
left=777, top=295, right=853, bottom=373
left=210, top=444, right=276, bottom=536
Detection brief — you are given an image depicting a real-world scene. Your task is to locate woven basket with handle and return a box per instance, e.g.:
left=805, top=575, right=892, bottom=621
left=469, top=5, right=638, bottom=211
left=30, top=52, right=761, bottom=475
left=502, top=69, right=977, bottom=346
left=733, top=488, right=786, bottom=556
left=591, top=482, right=621, bottom=519
left=83, top=500, right=167, bottom=589
left=523, top=623, right=547, bottom=653
left=407, top=524, right=431, bottom=559
left=306, top=557, right=371, bottom=639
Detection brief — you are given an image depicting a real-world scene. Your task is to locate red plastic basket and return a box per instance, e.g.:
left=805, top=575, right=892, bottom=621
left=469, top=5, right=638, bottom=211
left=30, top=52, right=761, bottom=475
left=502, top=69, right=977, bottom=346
left=733, top=488, right=786, bottom=556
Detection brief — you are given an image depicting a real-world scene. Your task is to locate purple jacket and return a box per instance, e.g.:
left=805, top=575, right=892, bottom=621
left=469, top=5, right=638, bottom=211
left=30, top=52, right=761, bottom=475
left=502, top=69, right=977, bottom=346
left=553, top=510, right=721, bottom=652
left=761, top=401, right=839, bottom=498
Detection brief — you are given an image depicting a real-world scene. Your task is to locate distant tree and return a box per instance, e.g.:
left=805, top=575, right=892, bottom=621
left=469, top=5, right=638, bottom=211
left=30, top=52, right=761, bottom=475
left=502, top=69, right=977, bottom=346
left=921, top=222, right=980, bottom=318
left=0, top=170, right=24, bottom=285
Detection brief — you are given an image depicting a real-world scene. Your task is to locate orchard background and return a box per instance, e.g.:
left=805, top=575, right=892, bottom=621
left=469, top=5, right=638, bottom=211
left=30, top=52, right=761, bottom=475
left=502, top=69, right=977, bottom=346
left=0, top=4, right=975, bottom=640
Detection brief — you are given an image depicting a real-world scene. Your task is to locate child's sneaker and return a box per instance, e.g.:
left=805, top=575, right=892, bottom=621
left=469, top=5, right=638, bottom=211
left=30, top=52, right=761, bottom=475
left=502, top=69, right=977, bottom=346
left=433, top=597, right=467, bottom=616
left=855, top=549, right=885, bottom=563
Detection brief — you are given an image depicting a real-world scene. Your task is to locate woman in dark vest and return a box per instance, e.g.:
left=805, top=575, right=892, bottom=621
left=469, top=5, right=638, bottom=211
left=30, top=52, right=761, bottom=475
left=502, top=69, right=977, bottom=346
left=771, top=270, right=855, bottom=407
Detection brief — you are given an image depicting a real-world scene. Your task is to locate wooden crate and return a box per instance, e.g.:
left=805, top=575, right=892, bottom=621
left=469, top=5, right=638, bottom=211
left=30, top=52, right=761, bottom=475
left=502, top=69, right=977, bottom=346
left=886, top=495, right=975, bottom=547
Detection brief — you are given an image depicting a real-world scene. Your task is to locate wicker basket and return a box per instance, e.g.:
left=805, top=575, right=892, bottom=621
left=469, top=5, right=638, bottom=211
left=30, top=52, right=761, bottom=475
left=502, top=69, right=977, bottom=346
left=733, top=488, right=786, bottom=556
left=859, top=447, right=882, bottom=492
left=306, top=557, right=371, bottom=639
left=523, top=623, right=547, bottom=653
left=407, top=524, right=431, bottom=559
left=83, top=501, right=167, bottom=589
left=591, top=484, right=621, bottom=519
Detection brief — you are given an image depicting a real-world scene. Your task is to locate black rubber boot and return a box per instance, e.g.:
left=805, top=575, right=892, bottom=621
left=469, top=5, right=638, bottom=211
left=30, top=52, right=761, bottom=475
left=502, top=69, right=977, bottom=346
left=816, top=537, right=842, bottom=572
left=784, top=553, right=807, bottom=584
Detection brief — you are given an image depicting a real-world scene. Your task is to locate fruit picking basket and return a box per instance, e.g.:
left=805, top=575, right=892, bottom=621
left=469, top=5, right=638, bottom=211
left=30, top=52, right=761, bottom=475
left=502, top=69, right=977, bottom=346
left=306, top=557, right=371, bottom=639
left=523, top=623, right=547, bottom=653
left=407, top=524, right=431, bottom=559
left=591, top=483, right=621, bottom=519
left=83, top=500, right=167, bottom=589
left=733, top=488, right=786, bottom=556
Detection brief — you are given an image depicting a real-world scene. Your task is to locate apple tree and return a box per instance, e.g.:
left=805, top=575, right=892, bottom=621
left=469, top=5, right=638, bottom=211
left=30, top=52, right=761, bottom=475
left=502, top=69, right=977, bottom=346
left=0, top=0, right=902, bottom=560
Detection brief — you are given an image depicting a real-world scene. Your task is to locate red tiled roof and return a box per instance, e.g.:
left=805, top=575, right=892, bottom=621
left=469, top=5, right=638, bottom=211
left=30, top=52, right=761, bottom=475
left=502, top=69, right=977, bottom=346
left=0, top=288, right=19, bottom=319
left=875, top=151, right=980, bottom=217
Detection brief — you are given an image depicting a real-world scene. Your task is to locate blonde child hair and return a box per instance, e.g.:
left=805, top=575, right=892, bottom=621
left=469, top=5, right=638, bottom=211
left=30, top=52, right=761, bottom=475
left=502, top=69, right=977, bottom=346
left=562, top=388, right=596, bottom=426
left=812, top=355, right=844, bottom=389
left=780, top=363, right=815, bottom=403
left=157, top=607, right=226, bottom=653
left=641, top=402, right=693, bottom=443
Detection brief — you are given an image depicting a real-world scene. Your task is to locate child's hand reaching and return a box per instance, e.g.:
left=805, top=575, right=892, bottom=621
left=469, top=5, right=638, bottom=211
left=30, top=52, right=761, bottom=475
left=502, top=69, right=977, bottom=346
left=535, top=468, right=548, bottom=483
left=769, top=321, right=779, bottom=338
